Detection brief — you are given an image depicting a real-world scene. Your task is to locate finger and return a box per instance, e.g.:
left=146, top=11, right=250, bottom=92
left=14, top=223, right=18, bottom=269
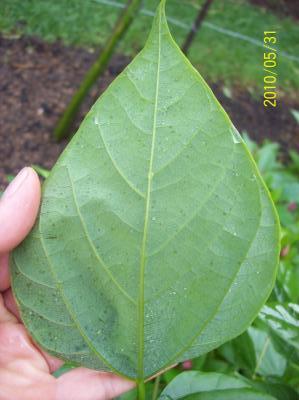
left=3, top=288, right=20, bottom=320
left=0, top=253, right=10, bottom=291
left=2, top=289, right=63, bottom=372
left=0, top=167, right=41, bottom=253
left=0, top=294, right=17, bottom=323
left=56, top=368, right=135, bottom=400
left=0, top=322, right=54, bottom=400
left=0, top=323, right=49, bottom=372
left=2, top=287, right=63, bottom=375
left=39, top=348, right=64, bottom=373
left=0, top=328, right=57, bottom=400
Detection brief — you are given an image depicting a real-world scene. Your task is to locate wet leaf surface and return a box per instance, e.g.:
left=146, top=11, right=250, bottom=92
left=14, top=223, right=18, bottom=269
left=11, top=1, right=279, bottom=381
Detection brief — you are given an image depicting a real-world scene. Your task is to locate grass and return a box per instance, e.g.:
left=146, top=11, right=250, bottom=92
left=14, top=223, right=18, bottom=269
left=0, top=0, right=299, bottom=95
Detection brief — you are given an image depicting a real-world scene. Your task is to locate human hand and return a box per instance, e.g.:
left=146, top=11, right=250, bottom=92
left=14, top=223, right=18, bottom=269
left=0, top=167, right=134, bottom=400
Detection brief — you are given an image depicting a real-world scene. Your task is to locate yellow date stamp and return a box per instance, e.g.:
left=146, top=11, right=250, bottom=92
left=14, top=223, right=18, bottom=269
left=263, top=31, right=277, bottom=108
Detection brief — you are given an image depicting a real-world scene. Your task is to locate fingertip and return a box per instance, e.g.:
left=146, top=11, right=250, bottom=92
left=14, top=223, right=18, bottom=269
left=56, top=369, right=135, bottom=400
left=0, top=167, right=41, bottom=253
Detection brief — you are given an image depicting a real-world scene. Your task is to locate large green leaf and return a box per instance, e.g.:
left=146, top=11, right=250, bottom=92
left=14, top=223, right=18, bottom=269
left=10, top=0, right=279, bottom=382
left=159, top=371, right=277, bottom=400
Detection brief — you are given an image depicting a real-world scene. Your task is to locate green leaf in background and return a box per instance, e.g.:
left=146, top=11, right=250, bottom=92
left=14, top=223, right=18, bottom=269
left=249, top=326, right=287, bottom=378
left=277, top=254, right=299, bottom=305
left=218, top=302, right=299, bottom=389
left=159, top=371, right=276, bottom=400
left=116, top=381, right=155, bottom=400
left=254, top=303, right=299, bottom=383
left=251, top=141, right=299, bottom=205
left=218, top=331, right=256, bottom=376
left=32, top=164, right=50, bottom=179
left=290, top=109, right=299, bottom=125
left=255, top=142, right=280, bottom=176
left=10, top=0, right=279, bottom=384
left=5, top=174, right=15, bottom=183
left=249, top=381, right=299, bottom=400
left=284, top=361, right=299, bottom=390
left=289, top=150, right=299, bottom=174
left=259, top=303, right=299, bottom=356
left=197, top=352, right=235, bottom=375
left=52, top=362, right=77, bottom=378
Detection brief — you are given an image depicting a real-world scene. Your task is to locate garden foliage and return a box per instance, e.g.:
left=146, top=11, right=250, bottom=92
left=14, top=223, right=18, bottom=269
left=10, top=1, right=286, bottom=397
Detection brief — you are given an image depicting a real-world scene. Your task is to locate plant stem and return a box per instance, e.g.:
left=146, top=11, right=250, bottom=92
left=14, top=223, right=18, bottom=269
left=138, top=380, right=146, bottom=400
left=152, top=375, right=161, bottom=400
left=54, top=0, right=142, bottom=141
left=182, top=0, right=214, bottom=55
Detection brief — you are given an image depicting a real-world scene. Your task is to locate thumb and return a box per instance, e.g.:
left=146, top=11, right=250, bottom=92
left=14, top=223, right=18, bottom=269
left=0, top=167, right=41, bottom=253
left=56, top=368, right=135, bottom=400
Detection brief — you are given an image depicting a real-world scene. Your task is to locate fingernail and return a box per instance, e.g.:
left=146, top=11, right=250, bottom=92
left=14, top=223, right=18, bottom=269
left=2, top=168, right=30, bottom=200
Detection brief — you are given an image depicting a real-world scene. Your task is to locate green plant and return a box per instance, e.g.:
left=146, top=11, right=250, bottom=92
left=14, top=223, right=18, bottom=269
left=159, top=371, right=279, bottom=399
left=119, top=138, right=299, bottom=398
left=4, top=139, right=298, bottom=400
left=10, top=1, right=281, bottom=399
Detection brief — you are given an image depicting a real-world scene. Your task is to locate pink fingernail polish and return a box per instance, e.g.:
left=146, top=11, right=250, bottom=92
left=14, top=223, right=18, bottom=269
left=2, top=167, right=29, bottom=200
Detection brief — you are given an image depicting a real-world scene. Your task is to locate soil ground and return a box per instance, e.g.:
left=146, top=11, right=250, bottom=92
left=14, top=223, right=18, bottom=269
left=250, top=0, right=299, bottom=20
left=0, top=35, right=298, bottom=190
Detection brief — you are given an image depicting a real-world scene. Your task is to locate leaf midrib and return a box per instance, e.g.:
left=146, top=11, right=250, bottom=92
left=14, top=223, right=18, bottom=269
left=254, top=335, right=270, bottom=375
left=137, top=8, right=162, bottom=383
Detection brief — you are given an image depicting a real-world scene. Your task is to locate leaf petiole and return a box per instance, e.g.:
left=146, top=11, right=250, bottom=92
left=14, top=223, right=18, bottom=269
left=137, top=381, right=146, bottom=400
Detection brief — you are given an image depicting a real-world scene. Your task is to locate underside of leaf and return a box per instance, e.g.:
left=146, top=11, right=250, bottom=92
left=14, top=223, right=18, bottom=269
left=11, top=0, right=279, bottom=382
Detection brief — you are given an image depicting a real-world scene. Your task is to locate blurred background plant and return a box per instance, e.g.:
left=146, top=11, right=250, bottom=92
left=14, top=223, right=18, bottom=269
left=0, top=0, right=298, bottom=398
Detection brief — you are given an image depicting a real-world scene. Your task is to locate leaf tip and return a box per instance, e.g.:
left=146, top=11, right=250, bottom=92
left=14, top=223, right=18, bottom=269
left=158, top=0, right=167, bottom=22
left=159, top=0, right=167, bottom=12
left=146, top=0, right=169, bottom=48
left=150, top=0, right=171, bottom=40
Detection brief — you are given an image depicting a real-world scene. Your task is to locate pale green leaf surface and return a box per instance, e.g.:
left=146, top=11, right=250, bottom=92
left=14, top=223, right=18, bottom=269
left=218, top=331, right=256, bottom=375
left=11, top=1, right=279, bottom=381
left=249, top=327, right=287, bottom=377
left=159, top=371, right=277, bottom=400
